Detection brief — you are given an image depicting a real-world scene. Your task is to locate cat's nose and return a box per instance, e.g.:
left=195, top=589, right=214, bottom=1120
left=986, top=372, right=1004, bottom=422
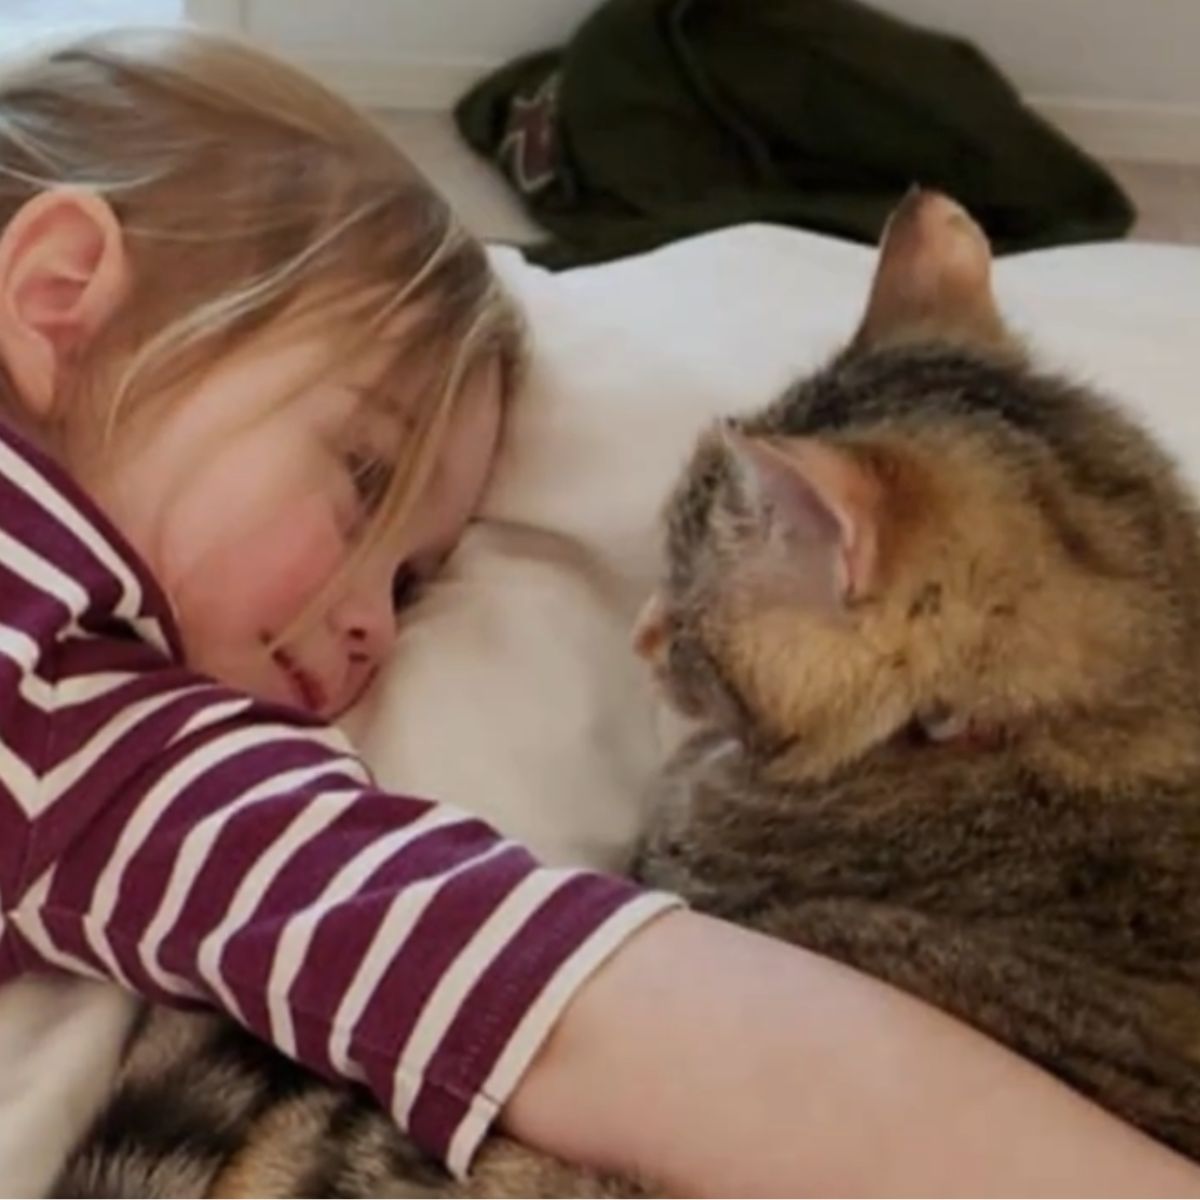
left=632, top=593, right=668, bottom=660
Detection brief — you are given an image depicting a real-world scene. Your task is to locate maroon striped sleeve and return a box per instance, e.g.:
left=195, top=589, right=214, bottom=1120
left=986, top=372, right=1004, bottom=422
left=0, top=419, right=681, bottom=1175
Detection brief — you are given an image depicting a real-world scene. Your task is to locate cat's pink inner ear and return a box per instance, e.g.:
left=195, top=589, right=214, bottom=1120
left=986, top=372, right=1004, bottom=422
left=855, top=188, right=1007, bottom=349
left=632, top=592, right=669, bottom=660
left=723, top=430, right=880, bottom=606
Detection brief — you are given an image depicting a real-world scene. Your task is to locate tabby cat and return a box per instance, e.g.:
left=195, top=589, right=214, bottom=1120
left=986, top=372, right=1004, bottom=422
left=57, top=190, right=1200, bottom=1195
left=634, top=189, right=1200, bottom=1161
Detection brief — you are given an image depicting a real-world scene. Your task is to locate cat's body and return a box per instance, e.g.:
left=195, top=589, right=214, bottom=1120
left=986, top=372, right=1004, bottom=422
left=642, top=728, right=1200, bottom=1158
left=57, top=1004, right=628, bottom=1198
left=632, top=192, right=1200, bottom=1163
left=56, top=191, right=1200, bottom=1195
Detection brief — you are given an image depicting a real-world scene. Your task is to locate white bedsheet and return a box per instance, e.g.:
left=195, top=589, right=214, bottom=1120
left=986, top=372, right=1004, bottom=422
left=4, top=225, right=1200, bottom=1195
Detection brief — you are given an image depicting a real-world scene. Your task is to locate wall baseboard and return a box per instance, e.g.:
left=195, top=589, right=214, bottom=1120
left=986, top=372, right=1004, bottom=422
left=292, top=53, right=1200, bottom=167
left=293, top=55, right=487, bottom=112
left=1029, top=97, right=1200, bottom=166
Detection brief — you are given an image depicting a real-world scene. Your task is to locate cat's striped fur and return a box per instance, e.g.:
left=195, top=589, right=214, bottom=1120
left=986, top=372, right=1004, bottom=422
left=57, top=1004, right=630, bottom=1197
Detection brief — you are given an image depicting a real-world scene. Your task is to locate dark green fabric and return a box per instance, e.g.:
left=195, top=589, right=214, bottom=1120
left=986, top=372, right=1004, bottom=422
left=454, top=0, right=1134, bottom=268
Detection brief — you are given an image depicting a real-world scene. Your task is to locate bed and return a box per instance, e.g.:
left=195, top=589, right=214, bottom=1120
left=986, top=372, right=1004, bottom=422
left=4, top=223, right=1200, bottom=1195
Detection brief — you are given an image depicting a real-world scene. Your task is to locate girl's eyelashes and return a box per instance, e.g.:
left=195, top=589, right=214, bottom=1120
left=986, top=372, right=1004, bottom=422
left=343, top=448, right=391, bottom=514
left=391, top=562, right=423, bottom=612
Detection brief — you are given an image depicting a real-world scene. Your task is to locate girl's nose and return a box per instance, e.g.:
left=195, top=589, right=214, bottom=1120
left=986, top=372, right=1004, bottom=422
left=331, top=567, right=397, bottom=666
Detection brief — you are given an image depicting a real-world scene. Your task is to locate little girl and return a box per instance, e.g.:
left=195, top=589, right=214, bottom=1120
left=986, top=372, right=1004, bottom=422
left=0, top=25, right=1193, bottom=1197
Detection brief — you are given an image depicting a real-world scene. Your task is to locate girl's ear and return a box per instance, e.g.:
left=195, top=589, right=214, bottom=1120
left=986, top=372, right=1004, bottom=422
left=0, top=187, right=129, bottom=417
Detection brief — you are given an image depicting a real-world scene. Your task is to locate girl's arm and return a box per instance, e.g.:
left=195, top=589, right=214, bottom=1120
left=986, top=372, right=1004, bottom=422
left=505, top=909, right=1200, bottom=1197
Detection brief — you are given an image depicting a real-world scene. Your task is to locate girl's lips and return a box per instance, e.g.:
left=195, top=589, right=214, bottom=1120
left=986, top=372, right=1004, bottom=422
left=272, top=648, right=327, bottom=714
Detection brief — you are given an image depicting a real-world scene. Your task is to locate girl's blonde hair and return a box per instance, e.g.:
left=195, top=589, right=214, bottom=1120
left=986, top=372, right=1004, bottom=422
left=0, top=25, right=523, bottom=617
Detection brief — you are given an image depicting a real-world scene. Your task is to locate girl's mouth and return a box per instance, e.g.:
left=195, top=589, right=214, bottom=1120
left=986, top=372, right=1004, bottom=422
left=272, top=647, right=327, bottom=714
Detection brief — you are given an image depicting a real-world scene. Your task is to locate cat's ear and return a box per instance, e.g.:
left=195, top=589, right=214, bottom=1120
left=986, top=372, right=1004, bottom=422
left=853, top=188, right=1010, bottom=351
left=632, top=592, right=668, bottom=660
left=722, top=428, right=881, bottom=610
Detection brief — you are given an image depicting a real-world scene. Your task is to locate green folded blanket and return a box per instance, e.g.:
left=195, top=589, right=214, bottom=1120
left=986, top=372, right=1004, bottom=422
left=455, top=0, right=1134, bottom=268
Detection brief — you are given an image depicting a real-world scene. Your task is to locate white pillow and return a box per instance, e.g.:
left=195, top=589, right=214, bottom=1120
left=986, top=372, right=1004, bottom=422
left=345, top=225, right=1200, bottom=872
left=5, top=225, right=1200, bottom=1197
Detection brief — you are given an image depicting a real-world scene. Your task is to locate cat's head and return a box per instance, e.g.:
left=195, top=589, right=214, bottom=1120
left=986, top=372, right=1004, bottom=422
left=638, top=190, right=1200, bottom=785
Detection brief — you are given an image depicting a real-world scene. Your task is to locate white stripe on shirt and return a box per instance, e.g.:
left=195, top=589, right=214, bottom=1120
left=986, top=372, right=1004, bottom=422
left=82, top=718, right=357, bottom=981
left=40, top=683, right=215, bottom=818
left=0, top=439, right=145, bottom=625
left=2, top=632, right=133, bottom=718
left=326, top=841, right=512, bottom=1079
left=9, top=868, right=133, bottom=987
left=0, top=740, right=39, bottom=817
left=0, top=624, right=43, bottom=682
left=0, top=527, right=89, bottom=619
left=392, top=868, right=578, bottom=1129
left=194, top=786, right=364, bottom=1022
left=265, top=805, right=462, bottom=1059
left=138, top=760, right=357, bottom=995
left=442, top=890, right=679, bottom=1175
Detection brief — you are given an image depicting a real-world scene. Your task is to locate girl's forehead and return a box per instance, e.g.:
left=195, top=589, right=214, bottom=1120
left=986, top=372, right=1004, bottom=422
left=253, top=319, right=409, bottom=429
left=352, top=340, right=502, bottom=425
left=252, top=304, right=503, bottom=461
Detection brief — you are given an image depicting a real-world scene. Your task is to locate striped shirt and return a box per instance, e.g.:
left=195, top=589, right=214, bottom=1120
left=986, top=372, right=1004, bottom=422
left=0, top=420, right=675, bottom=1176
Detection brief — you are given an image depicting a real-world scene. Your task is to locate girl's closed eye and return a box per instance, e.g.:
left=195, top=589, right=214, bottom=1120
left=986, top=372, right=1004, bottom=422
left=345, top=448, right=390, bottom=512
left=336, top=447, right=392, bottom=536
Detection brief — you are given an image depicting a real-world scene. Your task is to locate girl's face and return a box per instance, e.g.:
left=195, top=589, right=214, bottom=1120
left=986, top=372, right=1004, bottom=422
left=94, top=329, right=503, bottom=719
left=0, top=188, right=503, bottom=719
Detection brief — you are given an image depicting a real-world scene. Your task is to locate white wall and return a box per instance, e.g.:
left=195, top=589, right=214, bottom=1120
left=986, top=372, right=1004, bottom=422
left=194, top=0, right=1200, bottom=163
left=871, top=0, right=1199, bottom=108
left=216, top=0, right=602, bottom=108
left=869, top=0, right=1200, bottom=162
left=246, top=0, right=601, bottom=65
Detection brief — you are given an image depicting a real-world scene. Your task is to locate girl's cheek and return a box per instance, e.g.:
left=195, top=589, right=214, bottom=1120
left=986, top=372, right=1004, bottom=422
left=256, top=500, right=351, bottom=614
left=187, top=497, right=350, bottom=635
